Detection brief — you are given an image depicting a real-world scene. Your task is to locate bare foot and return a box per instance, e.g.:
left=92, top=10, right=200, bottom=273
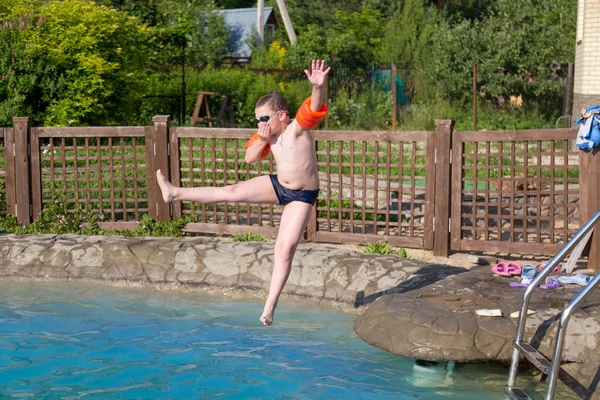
left=260, top=303, right=276, bottom=326
left=156, top=169, right=176, bottom=203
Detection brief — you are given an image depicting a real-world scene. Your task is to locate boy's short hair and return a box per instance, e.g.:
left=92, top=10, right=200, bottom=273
left=256, top=92, right=288, bottom=113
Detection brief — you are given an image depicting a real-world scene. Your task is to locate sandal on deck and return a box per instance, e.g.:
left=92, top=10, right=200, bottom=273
left=537, top=260, right=560, bottom=273
left=540, top=277, right=561, bottom=290
left=492, top=263, right=521, bottom=277
left=557, top=273, right=592, bottom=286
left=509, top=277, right=532, bottom=288
left=521, top=264, right=537, bottom=279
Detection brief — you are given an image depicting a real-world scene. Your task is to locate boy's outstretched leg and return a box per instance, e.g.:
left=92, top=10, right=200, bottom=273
left=156, top=169, right=278, bottom=204
left=260, top=201, right=313, bottom=326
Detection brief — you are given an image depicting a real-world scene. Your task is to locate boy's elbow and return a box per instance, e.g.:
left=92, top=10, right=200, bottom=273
left=245, top=154, right=257, bottom=163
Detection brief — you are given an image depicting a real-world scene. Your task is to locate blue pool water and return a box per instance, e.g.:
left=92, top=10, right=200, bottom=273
left=0, top=282, right=572, bottom=399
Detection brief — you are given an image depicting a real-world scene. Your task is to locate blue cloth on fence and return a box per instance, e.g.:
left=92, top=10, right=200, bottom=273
left=576, top=106, right=600, bottom=150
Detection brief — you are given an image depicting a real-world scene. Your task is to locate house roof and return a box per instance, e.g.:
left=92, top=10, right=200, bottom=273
left=221, top=7, right=278, bottom=57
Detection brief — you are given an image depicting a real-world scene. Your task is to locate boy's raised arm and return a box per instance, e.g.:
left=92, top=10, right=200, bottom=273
left=304, top=60, right=331, bottom=112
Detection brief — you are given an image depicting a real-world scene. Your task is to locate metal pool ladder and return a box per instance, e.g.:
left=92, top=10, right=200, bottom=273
left=506, top=210, right=600, bottom=400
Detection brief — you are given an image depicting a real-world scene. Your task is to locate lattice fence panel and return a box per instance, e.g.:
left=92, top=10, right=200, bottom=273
left=39, top=136, right=149, bottom=222
left=455, top=134, right=579, bottom=249
left=178, top=137, right=281, bottom=227
left=316, top=138, right=429, bottom=240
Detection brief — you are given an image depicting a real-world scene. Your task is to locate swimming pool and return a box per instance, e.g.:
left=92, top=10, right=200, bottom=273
left=0, top=281, right=575, bottom=399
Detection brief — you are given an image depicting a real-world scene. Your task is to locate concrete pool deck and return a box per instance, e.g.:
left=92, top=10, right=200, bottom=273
left=1, top=233, right=599, bottom=398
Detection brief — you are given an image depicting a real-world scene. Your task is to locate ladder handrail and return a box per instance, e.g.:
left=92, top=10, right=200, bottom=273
left=545, top=271, right=600, bottom=399
left=507, top=210, right=600, bottom=390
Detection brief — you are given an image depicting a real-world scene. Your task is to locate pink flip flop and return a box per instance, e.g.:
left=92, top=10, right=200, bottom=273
left=537, top=261, right=560, bottom=273
left=492, top=263, right=522, bottom=277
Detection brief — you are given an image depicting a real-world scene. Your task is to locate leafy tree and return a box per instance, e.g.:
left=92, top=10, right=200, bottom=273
left=214, top=0, right=254, bottom=8
left=379, top=0, right=426, bottom=65
left=274, top=0, right=361, bottom=33
left=96, top=0, right=229, bottom=67
left=436, top=0, right=495, bottom=22
left=0, top=0, right=149, bottom=126
left=417, top=0, right=577, bottom=109
left=268, top=5, right=385, bottom=70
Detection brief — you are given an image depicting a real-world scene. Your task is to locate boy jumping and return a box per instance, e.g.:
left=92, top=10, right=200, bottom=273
left=156, top=60, right=331, bottom=326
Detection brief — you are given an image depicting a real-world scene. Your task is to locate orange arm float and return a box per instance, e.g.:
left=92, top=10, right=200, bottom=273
left=245, top=133, right=271, bottom=159
left=295, top=97, right=328, bottom=129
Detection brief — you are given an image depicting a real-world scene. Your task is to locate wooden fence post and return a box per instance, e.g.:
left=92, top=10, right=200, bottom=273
left=146, top=116, right=171, bottom=222
left=305, top=139, right=318, bottom=242
left=323, top=73, right=329, bottom=129
left=580, top=147, right=600, bottom=272
left=4, top=127, right=16, bottom=218
left=169, top=126, right=182, bottom=220
left=433, top=119, right=454, bottom=257
left=29, top=127, right=41, bottom=220
left=13, top=117, right=31, bottom=224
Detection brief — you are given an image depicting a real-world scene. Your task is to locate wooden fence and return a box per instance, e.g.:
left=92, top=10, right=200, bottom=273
left=3, top=117, right=599, bottom=270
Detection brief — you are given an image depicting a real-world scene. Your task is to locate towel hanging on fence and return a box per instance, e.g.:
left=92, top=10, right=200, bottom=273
left=576, top=106, right=600, bottom=150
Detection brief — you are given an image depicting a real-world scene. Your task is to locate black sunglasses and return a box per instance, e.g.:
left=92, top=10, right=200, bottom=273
left=254, top=110, right=282, bottom=125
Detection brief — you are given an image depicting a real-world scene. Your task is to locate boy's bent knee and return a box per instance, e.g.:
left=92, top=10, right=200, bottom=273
left=274, top=241, right=298, bottom=259
left=224, top=184, right=241, bottom=199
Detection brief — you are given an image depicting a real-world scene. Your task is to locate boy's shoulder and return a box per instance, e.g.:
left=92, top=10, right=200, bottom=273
left=288, top=119, right=311, bottom=136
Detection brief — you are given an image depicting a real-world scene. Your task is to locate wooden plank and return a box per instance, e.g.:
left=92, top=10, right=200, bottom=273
left=314, top=130, right=431, bottom=142
left=108, top=137, right=115, bottom=221
left=13, top=118, right=30, bottom=224
left=423, top=131, right=435, bottom=249
left=588, top=147, right=600, bottom=271
left=98, top=221, right=139, bottom=230
left=455, top=128, right=577, bottom=142
left=458, top=239, right=561, bottom=256
left=190, top=92, right=205, bottom=125
left=176, top=127, right=255, bottom=138
left=305, top=138, right=318, bottom=241
left=169, top=126, right=182, bottom=220
left=145, top=126, right=157, bottom=220
left=182, top=222, right=279, bottom=237
left=32, top=126, right=147, bottom=138
left=29, top=128, right=42, bottom=220
left=450, top=131, right=462, bottom=251
left=152, top=116, right=171, bottom=222
left=313, top=231, right=423, bottom=248
left=433, top=120, right=453, bottom=257
left=175, top=127, right=432, bottom=142
left=4, top=128, right=16, bottom=217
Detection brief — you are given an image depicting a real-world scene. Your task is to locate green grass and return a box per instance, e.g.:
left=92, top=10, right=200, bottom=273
left=233, top=232, right=264, bottom=242
left=364, top=241, right=395, bottom=255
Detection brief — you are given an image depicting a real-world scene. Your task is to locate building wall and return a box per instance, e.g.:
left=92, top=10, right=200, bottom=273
left=573, top=0, right=600, bottom=120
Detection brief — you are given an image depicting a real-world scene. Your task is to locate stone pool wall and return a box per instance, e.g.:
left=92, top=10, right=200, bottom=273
left=0, top=234, right=460, bottom=310
left=2, top=233, right=600, bottom=398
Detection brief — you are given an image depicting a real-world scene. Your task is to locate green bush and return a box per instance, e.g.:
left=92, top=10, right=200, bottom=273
left=0, top=0, right=149, bottom=127
left=397, top=97, right=555, bottom=131
left=0, top=190, right=195, bottom=237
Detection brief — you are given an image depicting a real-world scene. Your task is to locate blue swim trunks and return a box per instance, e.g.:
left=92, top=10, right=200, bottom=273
left=269, top=174, right=319, bottom=206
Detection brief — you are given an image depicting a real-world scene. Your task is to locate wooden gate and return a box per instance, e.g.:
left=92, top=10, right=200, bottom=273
left=450, top=128, right=580, bottom=256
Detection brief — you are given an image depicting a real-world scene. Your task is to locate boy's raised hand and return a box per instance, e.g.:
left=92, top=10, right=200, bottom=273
left=304, top=60, right=331, bottom=87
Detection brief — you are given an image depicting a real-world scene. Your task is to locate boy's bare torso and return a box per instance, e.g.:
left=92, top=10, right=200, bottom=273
left=268, top=119, right=319, bottom=191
